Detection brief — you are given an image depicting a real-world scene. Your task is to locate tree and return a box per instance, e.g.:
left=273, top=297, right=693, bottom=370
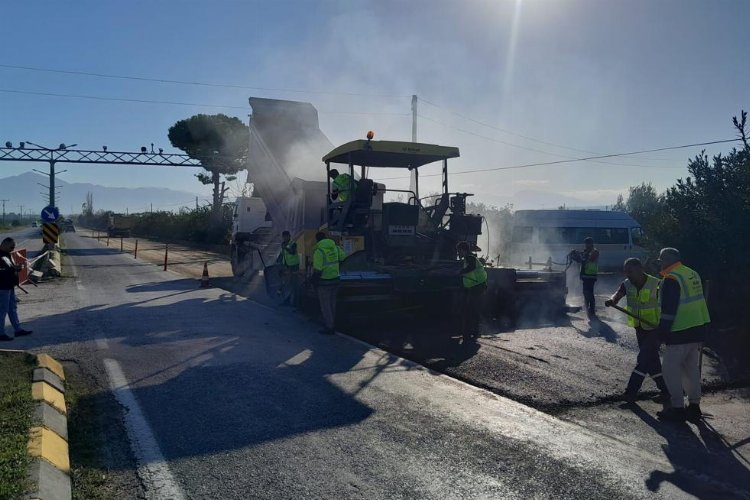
left=168, top=114, right=249, bottom=219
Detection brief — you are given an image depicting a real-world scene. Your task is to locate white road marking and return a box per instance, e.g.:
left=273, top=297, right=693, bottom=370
left=104, top=358, right=185, bottom=500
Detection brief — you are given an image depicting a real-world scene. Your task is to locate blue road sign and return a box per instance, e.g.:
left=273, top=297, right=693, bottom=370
left=41, top=205, right=60, bottom=223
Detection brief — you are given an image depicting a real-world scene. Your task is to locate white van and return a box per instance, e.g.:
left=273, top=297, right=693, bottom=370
left=507, top=209, right=648, bottom=271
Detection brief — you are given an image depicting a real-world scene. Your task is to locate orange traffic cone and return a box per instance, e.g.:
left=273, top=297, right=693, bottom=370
left=200, top=262, right=210, bottom=288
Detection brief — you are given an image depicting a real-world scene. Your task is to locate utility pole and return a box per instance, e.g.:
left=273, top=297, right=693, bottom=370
left=410, top=94, right=419, bottom=198
left=18, top=205, right=24, bottom=223
left=411, top=94, right=418, bottom=142
left=0, top=199, right=7, bottom=225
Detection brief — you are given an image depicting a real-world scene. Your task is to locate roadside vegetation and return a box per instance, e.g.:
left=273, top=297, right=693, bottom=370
left=0, top=351, right=35, bottom=500
left=77, top=204, right=233, bottom=245
left=64, top=362, right=143, bottom=500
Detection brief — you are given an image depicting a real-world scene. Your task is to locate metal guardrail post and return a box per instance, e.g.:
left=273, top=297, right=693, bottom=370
left=163, top=244, right=169, bottom=271
left=120, top=237, right=124, bottom=252
left=134, top=240, right=138, bottom=259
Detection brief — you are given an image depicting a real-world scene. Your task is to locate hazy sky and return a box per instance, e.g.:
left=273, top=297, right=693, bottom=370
left=1, top=0, right=748, bottom=211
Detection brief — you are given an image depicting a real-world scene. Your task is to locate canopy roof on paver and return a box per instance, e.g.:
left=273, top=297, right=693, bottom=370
left=323, top=140, right=460, bottom=169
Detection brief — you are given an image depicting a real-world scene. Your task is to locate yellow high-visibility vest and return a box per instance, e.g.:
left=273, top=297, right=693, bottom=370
left=664, top=263, right=710, bottom=332
left=313, top=239, right=346, bottom=280
left=624, top=274, right=660, bottom=330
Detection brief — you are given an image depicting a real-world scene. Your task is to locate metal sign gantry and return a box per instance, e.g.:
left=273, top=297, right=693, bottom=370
left=0, top=145, right=203, bottom=208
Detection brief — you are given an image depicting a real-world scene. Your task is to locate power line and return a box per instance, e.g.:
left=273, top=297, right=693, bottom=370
left=418, top=113, right=668, bottom=169
left=375, top=138, right=739, bottom=181
left=0, top=88, right=410, bottom=116
left=0, top=63, right=409, bottom=99
left=419, top=96, right=675, bottom=162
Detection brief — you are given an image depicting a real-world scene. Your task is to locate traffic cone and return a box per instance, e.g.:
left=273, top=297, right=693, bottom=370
left=200, top=262, right=210, bottom=288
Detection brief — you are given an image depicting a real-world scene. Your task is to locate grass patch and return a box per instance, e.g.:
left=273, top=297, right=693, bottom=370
left=64, top=362, right=143, bottom=500
left=0, top=351, right=36, bottom=500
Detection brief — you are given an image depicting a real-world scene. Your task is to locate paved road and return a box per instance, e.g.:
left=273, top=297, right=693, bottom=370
left=7, top=232, right=750, bottom=499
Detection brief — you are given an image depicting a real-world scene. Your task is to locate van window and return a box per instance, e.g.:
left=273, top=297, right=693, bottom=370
left=594, top=227, right=629, bottom=244
left=512, top=226, right=533, bottom=243
left=540, top=227, right=585, bottom=244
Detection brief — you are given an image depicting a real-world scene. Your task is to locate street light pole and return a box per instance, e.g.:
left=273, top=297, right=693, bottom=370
left=26, top=142, right=75, bottom=208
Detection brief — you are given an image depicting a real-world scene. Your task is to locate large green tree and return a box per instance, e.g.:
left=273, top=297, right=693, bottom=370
left=168, top=114, right=249, bottom=219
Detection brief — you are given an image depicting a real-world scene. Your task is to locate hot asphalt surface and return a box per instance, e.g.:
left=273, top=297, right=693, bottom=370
left=3, top=227, right=749, bottom=499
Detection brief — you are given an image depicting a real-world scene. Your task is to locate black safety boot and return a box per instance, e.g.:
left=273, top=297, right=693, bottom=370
left=657, top=407, right=686, bottom=422
left=686, top=403, right=703, bottom=423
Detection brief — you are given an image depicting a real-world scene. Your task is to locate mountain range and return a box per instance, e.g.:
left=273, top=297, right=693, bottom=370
left=0, top=172, right=204, bottom=216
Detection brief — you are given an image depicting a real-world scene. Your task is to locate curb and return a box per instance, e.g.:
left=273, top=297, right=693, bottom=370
left=27, top=353, right=71, bottom=500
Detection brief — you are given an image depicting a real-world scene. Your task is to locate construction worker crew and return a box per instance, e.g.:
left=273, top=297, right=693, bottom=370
left=0, top=238, right=32, bottom=341
left=276, top=230, right=300, bottom=307
left=605, top=258, right=669, bottom=403
left=329, top=169, right=356, bottom=203
left=311, top=231, right=346, bottom=335
left=457, top=241, right=487, bottom=342
left=570, top=237, right=599, bottom=319
left=655, top=248, right=710, bottom=423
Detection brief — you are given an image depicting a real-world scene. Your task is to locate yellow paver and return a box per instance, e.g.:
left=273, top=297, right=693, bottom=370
left=36, top=354, right=65, bottom=381
left=28, top=427, right=70, bottom=473
left=32, top=382, right=66, bottom=414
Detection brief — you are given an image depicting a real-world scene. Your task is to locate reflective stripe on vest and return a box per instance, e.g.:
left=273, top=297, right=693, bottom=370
left=463, top=257, right=488, bottom=288
left=624, top=274, right=660, bottom=330
left=666, top=264, right=710, bottom=332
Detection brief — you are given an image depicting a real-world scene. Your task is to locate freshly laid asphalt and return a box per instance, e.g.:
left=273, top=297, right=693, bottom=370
left=4, top=230, right=749, bottom=499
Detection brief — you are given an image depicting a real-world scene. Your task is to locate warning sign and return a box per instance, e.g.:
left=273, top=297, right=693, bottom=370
left=42, top=223, right=59, bottom=244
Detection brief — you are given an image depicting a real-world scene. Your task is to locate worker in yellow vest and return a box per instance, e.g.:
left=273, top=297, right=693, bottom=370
left=329, top=169, right=357, bottom=204
left=311, top=231, right=346, bottom=334
left=570, top=237, right=599, bottom=319
left=605, top=258, right=669, bottom=403
left=457, top=241, right=487, bottom=343
left=276, top=230, right=300, bottom=306
left=655, top=248, right=711, bottom=423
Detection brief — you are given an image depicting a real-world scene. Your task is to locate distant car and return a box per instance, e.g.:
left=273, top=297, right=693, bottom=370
left=31, top=221, right=38, bottom=228
left=61, top=220, right=76, bottom=233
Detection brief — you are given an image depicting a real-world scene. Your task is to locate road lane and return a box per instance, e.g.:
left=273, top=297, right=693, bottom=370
left=10, top=232, right=750, bottom=499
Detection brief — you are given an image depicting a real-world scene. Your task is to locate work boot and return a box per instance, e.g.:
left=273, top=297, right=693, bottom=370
left=657, top=407, right=686, bottom=422
left=14, top=329, right=32, bottom=336
left=686, top=403, right=703, bottom=423
left=0, top=334, right=13, bottom=341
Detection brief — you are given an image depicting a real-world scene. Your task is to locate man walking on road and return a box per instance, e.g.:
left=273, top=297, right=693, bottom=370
left=570, top=237, right=599, bottom=319
left=605, top=258, right=669, bottom=403
left=0, top=237, right=32, bottom=341
left=311, top=231, right=346, bottom=335
left=655, top=248, right=711, bottom=423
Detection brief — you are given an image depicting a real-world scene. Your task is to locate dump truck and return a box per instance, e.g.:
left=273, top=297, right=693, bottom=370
left=244, top=97, right=568, bottom=323
left=107, top=214, right=134, bottom=238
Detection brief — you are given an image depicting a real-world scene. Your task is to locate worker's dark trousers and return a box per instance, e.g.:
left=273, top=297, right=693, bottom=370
left=317, top=280, right=339, bottom=331
left=462, top=285, right=486, bottom=339
left=581, top=278, right=596, bottom=316
left=625, top=328, right=669, bottom=396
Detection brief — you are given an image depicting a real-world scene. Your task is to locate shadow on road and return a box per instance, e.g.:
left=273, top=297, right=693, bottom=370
left=571, top=318, right=620, bottom=343
left=627, top=405, right=750, bottom=498
left=16, top=286, right=385, bottom=465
